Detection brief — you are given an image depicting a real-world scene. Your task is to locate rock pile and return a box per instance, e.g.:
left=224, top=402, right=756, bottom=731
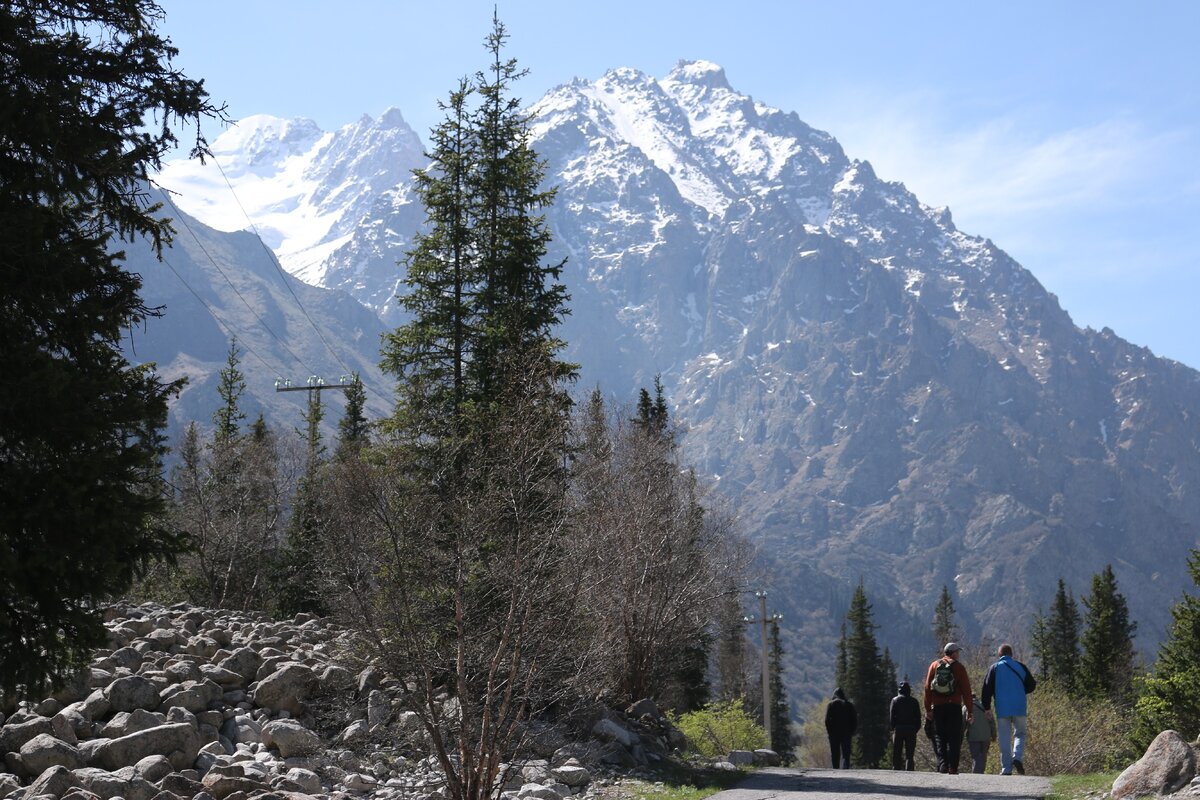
left=0, top=603, right=681, bottom=800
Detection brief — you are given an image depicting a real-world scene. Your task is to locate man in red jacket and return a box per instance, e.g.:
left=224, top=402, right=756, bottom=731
left=924, top=642, right=973, bottom=774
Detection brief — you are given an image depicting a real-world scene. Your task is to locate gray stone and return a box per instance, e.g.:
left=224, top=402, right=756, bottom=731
left=200, top=771, right=266, bottom=800
left=104, top=676, right=161, bottom=712
left=0, top=716, right=53, bottom=754
left=252, top=663, right=316, bottom=715
left=0, top=773, right=19, bottom=797
left=338, top=719, right=370, bottom=746
left=199, top=665, right=245, bottom=688
left=142, top=629, right=178, bottom=652
left=591, top=719, right=636, bottom=748
left=53, top=709, right=85, bottom=744
left=219, top=714, right=262, bottom=746
left=753, top=748, right=782, bottom=766
left=551, top=761, right=591, bottom=787
left=727, top=750, right=755, bottom=766
left=282, top=767, right=322, bottom=794
left=109, top=647, right=144, bottom=671
left=20, top=733, right=85, bottom=774
left=1113, top=730, right=1197, bottom=799
left=216, top=649, right=262, bottom=684
left=159, top=772, right=204, bottom=798
left=520, top=759, right=550, bottom=783
left=133, top=753, right=173, bottom=782
left=94, top=722, right=201, bottom=772
left=185, top=636, right=221, bottom=660
left=100, top=709, right=167, bottom=739
left=27, top=764, right=75, bottom=798
left=344, top=772, right=378, bottom=792
left=163, top=660, right=201, bottom=685
left=517, top=782, right=562, bottom=800
left=80, top=690, right=111, bottom=721
left=625, top=699, right=661, bottom=720
left=261, top=719, right=321, bottom=758
left=367, top=689, right=391, bottom=729
left=159, top=679, right=223, bottom=713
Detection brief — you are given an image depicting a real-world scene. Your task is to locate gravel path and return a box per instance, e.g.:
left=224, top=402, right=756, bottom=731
left=709, top=766, right=1052, bottom=800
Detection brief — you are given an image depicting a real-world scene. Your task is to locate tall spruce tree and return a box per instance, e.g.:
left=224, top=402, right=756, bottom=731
left=1030, top=578, right=1082, bottom=693
left=276, top=389, right=329, bottom=618
left=1079, top=565, right=1137, bottom=704
left=335, top=375, right=369, bottom=460
left=842, top=582, right=891, bottom=768
left=714, top=585, right=748, bottom=702
left=368, top=18, right=579, bottom=800
left=1132, top=550, right=1200, bottom=746
left=0, top=0, right=219, bottom=692
left=932, top=585, right=959, bottom=649
left=769, top=620, right=792, bottom=760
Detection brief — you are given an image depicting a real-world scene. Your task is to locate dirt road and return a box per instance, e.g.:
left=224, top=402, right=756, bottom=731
left=708, top=766, right=1052, bottom=800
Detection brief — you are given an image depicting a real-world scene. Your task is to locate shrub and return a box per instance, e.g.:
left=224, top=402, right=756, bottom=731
left=1021, top=682, right=1134, bottom=775
left=673, top=699, right=768, bottom=759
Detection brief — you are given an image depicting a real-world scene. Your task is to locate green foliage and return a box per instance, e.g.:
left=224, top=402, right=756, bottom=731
left=1132, top=550, right=1200, bottom=747
left=932, top=584, right=959, bottom=649
left=1023, top=682, right=1134, bottom=775
left=1031, top=577, right=1083, bottom=695
left=1045, top=771, right=1123, bottom=800
left=213, top=340, right=248, bottom=444
left=769, top=620, right=792, bottom=760
left=335, top=375, right=370, bottom=459
left=673, top=699, right=768, bottom=759
left=0, top=0, right=219, bottom=694
left=1078, top=565, right=1137, bottom=704
left=840, top=582, right=891, bottom=768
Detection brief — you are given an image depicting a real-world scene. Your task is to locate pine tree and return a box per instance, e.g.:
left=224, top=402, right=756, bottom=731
left=468, top=12, right=573, bottom=400
left=714, top=586, right=748, bottom=702
left=1132, top=550, right=1200, bottom=747
left=932, top=584, right=959, bottom=649
left=1079, top=565, right=1137, bottom=704
left=276, top=389, right=329, bottom=618
left=843, top=582, right=891, bottom=768
left=213, top=339, right=248, bottom=444
left=0, top=0, right=219, bottom=693
left=769, top=620, right=792, bottom=760
left=335, top=375, right=369, bottom=459
left=1030, top=577, right=1082, bottom=693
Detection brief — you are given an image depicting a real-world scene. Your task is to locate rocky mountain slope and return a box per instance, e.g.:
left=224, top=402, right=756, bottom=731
left=153, top=61, right=1200, bottom=701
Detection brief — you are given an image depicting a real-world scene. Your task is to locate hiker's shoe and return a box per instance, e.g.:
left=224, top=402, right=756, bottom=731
left=1013, top=759, right=1025, bottom=775
left=948, top=769, right=958, bottom=775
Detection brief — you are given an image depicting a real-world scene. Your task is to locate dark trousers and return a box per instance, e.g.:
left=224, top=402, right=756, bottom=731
left=932, top=704, right=964, bottom=773
left=891, top=730, right=916, bottom=770
left=828, top=734, right=852, bottom=768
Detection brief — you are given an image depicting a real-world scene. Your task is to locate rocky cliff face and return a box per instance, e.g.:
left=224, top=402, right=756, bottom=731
left=154, top=61, right=1200, bottom=700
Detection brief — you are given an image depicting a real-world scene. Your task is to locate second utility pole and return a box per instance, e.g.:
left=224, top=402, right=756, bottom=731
left=747, top=590, right=782, bottom=742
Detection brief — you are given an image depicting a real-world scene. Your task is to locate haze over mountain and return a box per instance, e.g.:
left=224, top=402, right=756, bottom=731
left=153, top=60, right=1200, bottom=704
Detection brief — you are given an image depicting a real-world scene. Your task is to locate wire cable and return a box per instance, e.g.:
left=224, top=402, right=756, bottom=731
left=211, top=154, right=356, bottom=377
left=159, top=191, right=312, bottom=376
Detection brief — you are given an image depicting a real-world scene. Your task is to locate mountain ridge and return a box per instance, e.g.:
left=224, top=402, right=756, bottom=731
left=151, top=60, right=1200, bottom=707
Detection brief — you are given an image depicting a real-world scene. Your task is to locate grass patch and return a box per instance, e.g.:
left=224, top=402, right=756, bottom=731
left=618, top=764, right=746, bottom=800
left=1045, top=771, right=1120, bottom=799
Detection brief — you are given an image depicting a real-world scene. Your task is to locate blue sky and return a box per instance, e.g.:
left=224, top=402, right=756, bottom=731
left=157, top=1, right=1200, bottom=367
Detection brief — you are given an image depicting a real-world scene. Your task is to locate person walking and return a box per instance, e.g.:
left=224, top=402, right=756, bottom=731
left=964, top=693, right=996, bottom=774
left=824, top=687, right=857, bottom=768
left=888, top=681, right=922, bottom=770
left=924, top=642, right=973, bottom=774
left=982, top=643, right=1037, bottom=775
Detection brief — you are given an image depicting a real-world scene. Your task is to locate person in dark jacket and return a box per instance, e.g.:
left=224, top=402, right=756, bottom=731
left=888, top=681, right=922, bottom=770
left=824, top=687, right=857, bottom=768
left=924, top=642, right=973, bottom=774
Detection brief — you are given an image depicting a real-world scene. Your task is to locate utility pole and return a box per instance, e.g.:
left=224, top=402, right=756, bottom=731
left=745, top=590, right=783, bottom=741
left=275, top=375, right=358, bottom=452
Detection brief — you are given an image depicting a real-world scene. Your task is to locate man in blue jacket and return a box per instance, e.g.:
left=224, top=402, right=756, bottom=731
left=981, top=643, right=1037, bottom=775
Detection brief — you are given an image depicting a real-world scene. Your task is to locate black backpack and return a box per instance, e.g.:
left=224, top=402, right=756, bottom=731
left=930, top=659, right=956, bottom=695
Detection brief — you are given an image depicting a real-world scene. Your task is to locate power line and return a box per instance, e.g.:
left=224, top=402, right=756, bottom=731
left=211, top=154, right=356, bottom=377
left=159, top=191, right=312, bottom=376
left=158, top=255, right=282, bottom=377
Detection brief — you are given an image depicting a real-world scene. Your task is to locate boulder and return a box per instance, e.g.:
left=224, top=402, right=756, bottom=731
left=1113, top=730, right=1197, bottom=799
left=0, top=716, right=54, bottom=753
left=217, top=648, right=262, bottom=684
left=367, top=689, right=391, bottom=729
left=591, top=718, right=637, bottom=748
left=517, top=783, right=562, bottom=800
left=626, top=699, right=662, bottom=720
left=200, top=771, right=267, bottom=800
left=281, top=767, right=322, bottom=794
left=252, top=663, right=316, bottom=715
left=159, top=679, right=223, bottom=713
left=20, top=732, right=85, bottom=774
left=753, top=748, right=782, bottom=766
left=132, top=753, right=174, bottom=782
left=338, top=719, right=370, bottom=746
left=551, top=759, right=591, bottom=787
left=100, top=709, right=167, bottom=739
left=261, top=719, right=321, bottom=758
left=0, top=773, right=19, bottom=797
left=219, top=714, right=263, bottom=746
left=94, top=722, right=202, bottom=771
left=104, top=676, right=161, bottom=712
left=728, top=750, right=755, bottom=766
left=72, top=766, right=157, bottom=800
left=26, top=764, right=75, bottom=798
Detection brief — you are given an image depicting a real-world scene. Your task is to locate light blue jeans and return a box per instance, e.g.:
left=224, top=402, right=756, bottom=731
left=997, top=715, right=1027, bottom=774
